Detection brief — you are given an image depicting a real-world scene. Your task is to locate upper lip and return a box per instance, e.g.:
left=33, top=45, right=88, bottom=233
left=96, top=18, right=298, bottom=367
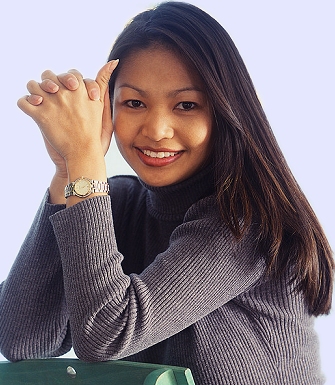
left=135, top=146, right=183, bottom=153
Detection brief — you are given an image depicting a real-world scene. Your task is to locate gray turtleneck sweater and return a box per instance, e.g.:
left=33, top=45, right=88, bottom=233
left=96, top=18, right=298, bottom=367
left=0, top=167, right=325, bottom=384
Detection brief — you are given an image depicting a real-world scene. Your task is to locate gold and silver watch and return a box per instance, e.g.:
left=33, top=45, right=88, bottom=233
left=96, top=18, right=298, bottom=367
left=64, top=177, right=109, bottom=198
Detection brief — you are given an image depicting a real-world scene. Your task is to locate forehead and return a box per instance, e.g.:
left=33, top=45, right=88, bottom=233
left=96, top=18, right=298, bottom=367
left=114, top=46, right=205, bottom=92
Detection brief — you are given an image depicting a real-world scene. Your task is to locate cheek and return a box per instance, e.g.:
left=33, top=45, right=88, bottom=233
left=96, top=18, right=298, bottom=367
left=113, top=127, right=129, bottom=155
left=112, top=112, right=129, bottom=146
left=113, top=130, right=132, bottom=168
left=187, top=121, right=212, bottom=153
left=112, top=105, right=139, bottom=143
left=112, top=103, right=125, bottom=132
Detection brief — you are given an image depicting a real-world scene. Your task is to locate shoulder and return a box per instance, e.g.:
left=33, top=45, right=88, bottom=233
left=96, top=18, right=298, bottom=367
left=185, top=194, right=219, bottom=220
left=180, top=194, right=265, bottom=265
left=182, top=195, right=224, bottom=231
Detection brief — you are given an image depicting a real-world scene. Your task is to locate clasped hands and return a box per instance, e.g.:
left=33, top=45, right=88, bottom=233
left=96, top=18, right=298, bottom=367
left=17, top=60, right=119, bottom=205
left=17, top=60, right=119, bottom=176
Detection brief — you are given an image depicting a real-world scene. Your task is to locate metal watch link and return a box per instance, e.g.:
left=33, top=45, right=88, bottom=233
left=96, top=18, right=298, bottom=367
left=64, top=177, right=109, bottom=198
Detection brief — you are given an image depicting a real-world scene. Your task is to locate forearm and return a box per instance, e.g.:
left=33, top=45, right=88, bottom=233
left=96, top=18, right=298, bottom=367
left=0, top=192, right=71, bottom=361
left=50, top=195, right=265, bottom=361
left=2, top=61, right=116, bottom=360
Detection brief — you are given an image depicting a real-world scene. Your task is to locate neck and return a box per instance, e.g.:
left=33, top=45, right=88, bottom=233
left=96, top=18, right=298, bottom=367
left=140, top=164, right=215, bottom=221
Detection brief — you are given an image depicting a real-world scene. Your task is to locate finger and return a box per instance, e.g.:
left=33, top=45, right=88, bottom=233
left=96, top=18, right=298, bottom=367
left=95, top=60, right=119, bottom=101
left=41, top=69, right=59, bottom=82
left=26, top=94, right=43, bottom=105
left=40, top=79, right=60, bottom=93
left=102, top=87, right=113, bottom=132
left=19, top=79, right=50, bottom=113
left=101, top=87, right=113, bottom=155
left=17, top=95, right=36, bottom=116
left=27, top=79, right=47, bottom=96
left=67, top=68, right=83, bottom=78
left=40, top=69, right=82, bottom=91
left=57, top=70, right=82, bottom=90
left=83, top=78, right=100, bottom=101
left=39, top=70, right=61, bottom=93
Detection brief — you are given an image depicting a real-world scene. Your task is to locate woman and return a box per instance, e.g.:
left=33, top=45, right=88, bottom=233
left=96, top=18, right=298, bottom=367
left=0, top=2, right=333, bottom=384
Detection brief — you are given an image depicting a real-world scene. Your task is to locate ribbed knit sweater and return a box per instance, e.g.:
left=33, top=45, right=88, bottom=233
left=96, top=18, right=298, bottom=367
left=0, top=166, right=324, bottom=384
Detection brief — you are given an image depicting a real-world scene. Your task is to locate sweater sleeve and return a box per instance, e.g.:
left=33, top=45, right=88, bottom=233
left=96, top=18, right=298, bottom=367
left=49, top=194, right=266, bottom=361
left=0, top=191, right=72, bottom=361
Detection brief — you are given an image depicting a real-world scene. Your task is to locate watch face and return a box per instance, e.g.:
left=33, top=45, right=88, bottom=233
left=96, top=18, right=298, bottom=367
left=73, top=178, right=91, bottom=197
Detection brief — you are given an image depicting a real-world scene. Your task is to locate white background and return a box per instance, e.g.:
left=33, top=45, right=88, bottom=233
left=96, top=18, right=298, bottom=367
left=0, top=0, right=334, bottom=383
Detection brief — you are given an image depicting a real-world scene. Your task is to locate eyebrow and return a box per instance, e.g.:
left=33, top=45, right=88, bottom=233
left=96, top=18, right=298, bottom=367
left=117, top=83, right=205, bottom=97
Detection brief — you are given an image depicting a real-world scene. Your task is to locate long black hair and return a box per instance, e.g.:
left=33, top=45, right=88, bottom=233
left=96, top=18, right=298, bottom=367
left=107, top=1, right=334, bottom=316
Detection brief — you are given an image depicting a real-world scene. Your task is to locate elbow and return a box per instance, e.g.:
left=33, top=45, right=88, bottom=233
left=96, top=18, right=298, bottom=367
left=0, top=331, right=22, bottom=362
left=0, top=330, right=72, bottom=362
left=71, top=307, right=144, bottom=362
left=0, top=344, right=25, bottom=363
left=72, top=333, right=131, bottom=362
left=73, top=344, right=121, bottom=363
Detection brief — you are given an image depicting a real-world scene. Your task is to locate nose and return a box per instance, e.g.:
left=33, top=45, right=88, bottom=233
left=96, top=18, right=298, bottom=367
left=141, top=110, right=174, bottom=141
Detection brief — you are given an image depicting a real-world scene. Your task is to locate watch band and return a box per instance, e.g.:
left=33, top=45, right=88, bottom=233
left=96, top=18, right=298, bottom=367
left=64, top=177, right=110, bottom=198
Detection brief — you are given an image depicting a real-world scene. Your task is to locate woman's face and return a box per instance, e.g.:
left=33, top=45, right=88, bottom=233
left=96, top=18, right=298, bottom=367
left=112, top=46, right=213, bottom=187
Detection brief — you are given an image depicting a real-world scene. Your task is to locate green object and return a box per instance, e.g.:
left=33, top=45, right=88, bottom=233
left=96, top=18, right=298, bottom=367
left=0, top=358, right=195, bottom=385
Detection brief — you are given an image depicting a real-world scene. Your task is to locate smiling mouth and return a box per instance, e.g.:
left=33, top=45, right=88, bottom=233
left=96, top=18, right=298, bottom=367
left=142, top=149, right=181, bottom=158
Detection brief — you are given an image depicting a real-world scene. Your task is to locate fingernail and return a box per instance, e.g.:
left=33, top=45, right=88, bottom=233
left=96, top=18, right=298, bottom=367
left=91, top=89, right=100, bottom=101
left=68, top=78, right=79, bottom=89
left=35, top=95, right=43, bottom=104
left=47, top=81, right=59, bottom=92
left=29, top=95, right=43, bottom=105
left=108, top=59, right=119, bottom=73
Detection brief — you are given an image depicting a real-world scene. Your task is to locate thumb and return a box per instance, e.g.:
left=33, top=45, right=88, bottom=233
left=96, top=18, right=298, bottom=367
left=95, top=59, right=119, bottom=99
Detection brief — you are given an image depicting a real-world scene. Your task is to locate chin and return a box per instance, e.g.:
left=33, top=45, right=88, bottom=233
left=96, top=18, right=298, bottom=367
left=137, top=170, right=193, bottom=187
left=140, top=177, right=176, bottom=187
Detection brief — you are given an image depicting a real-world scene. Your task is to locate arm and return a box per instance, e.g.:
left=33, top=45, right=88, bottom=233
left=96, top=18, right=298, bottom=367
left=50, top=194, right=265, bottom=361
left=17, top=61, right=118, bottom=207
left=0, top=193, right=71, bottom=361
left=20, top=62, right=117, bottom=206
left=0, top=62, right=116, bottom=361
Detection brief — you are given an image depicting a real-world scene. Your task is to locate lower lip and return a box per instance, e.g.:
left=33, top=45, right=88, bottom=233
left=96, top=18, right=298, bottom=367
left=136, top=149, right=183, bottom=167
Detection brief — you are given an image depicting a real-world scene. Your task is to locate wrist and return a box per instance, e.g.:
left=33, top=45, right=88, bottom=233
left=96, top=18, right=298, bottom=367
left=49, top=173, right=68, bottom=204
left=66, top=164, right=107, bottom=184
left=65, top=151, right=108, bottom=207
left=65, top=149, right=106, bottom=181
left=54, top=167, right=68, bottom=181
left=65, top=177, right=109, bottom=199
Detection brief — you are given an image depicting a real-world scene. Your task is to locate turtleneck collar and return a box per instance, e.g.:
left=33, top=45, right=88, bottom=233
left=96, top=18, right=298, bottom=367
left=139, top=164, right=215, bottom=221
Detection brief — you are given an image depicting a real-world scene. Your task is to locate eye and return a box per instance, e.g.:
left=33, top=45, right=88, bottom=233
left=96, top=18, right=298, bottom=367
left=176, top=101, right=196, bottom=111
left=125, top=100, right=144, bottom=108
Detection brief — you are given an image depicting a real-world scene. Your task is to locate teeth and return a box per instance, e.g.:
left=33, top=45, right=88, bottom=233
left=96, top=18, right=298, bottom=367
left=143, top=150, right=179, bottom=158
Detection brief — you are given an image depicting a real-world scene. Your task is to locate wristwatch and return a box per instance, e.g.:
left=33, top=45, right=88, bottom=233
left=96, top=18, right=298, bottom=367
left=64, top=177, right=109, bottom=198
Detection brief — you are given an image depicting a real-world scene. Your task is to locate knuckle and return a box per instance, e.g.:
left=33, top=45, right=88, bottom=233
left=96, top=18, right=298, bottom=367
left=17, top=97, right=24, bottom=108
left=41, top=69, right=53, bottom=79
left=68, top=69, right=83, bottom=78
left=83, top=78, right=98, bottom=88
left=41, top=79, right=58, bottom=92
left=26, top=79, right=35, bottom=87
left=59, top=73, right=73, bottom=82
